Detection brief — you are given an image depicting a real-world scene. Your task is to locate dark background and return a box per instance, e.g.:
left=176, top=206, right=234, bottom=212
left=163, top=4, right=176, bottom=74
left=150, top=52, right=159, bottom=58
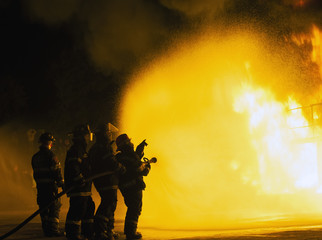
left=0, top=0, right=181, bottom=133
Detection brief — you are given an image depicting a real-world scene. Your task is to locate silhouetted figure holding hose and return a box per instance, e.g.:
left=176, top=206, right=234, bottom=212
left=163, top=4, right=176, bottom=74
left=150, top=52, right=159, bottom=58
left=89, top=123, right=125, bottom=240
left=64, top=124, right=95, bottom=240
left=31, top=132, right=64, bottom=237
left=115, top=134, right=152, bottom=240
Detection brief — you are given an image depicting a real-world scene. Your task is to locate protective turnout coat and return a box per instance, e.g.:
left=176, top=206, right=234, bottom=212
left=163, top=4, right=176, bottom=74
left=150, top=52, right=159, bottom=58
left=32, top=146, right=63, bottom=189
left=116, top=149, right=150, bottom=191
left=89, top=142, right=122, bottom=191
left=64, top=142, right=92, bottom=196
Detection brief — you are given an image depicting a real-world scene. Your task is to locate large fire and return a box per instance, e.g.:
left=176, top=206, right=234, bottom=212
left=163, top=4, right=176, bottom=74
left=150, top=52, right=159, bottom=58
left=118, top=26, right=322, bottom=229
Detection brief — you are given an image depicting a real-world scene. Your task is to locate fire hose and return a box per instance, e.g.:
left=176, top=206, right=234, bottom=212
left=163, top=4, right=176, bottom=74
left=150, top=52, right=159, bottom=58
left=0, top=170, right=114, bottom=240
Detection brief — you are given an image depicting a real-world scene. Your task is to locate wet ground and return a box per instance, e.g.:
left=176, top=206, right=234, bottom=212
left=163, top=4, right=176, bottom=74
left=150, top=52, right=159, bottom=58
left=2, top=211, right=322, bottom=240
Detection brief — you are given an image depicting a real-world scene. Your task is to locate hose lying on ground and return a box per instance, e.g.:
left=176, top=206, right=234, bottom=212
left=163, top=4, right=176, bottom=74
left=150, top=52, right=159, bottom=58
left=0, top=171, right=114, bottom=240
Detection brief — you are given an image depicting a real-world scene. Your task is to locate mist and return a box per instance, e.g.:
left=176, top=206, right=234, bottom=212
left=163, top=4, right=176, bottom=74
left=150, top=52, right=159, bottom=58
left=0, top=124, right=39, bottom=212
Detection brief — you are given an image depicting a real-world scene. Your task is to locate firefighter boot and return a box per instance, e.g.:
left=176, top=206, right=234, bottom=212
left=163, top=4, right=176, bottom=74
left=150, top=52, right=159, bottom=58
left=66, top=222, right=84, bottom=240
left=41, top=220, right=48, bottom=236
left=124, top=219, right=141, bottom=240
left=45, top=221, right=64, bottom=237
left=111, top=230, right=119, bottom=239
left=82, top=220, right=94, bottom=240
left=125, top=232, right=142, bottom=240
left=96, top=231, right=115, bottom=240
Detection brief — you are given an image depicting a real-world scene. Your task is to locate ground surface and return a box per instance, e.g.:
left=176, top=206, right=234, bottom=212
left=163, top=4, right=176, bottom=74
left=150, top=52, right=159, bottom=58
left=2, top=212, right=322, bottom=240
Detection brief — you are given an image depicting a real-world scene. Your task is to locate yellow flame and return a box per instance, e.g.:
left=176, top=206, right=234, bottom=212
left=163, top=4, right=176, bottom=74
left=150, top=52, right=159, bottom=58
left=234, top=83, right=317, bottom=193
left=119, top=30, right=322, bottom=229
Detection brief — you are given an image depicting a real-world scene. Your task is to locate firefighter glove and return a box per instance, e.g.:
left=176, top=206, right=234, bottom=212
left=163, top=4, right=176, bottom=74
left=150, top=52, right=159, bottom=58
left=136, top=139, right=147, bottom=156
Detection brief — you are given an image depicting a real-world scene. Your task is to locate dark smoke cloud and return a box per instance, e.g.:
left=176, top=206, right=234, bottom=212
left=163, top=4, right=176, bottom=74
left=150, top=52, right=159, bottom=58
left=83, top=0, right=177, bottom=72
left=271, top=0, right=322, bottom=32
left=23, top=0, right=80, bottom=25
left=23, top=0, right=181, bottom=74
left=23, top=0, right=322, bottom=72
left=12, top=0, right=322, bottom=125
left=160, top=0, right=230, bottom=18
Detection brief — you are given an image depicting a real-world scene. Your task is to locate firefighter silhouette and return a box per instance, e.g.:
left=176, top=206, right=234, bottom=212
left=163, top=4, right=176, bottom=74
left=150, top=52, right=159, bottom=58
left=64, top=124, right=95, bottom=240
left=31, top=132, right=64, bottom=237
left=89, top=123, right=124, bottom=240
left=115, top=134, right=151, bottom=240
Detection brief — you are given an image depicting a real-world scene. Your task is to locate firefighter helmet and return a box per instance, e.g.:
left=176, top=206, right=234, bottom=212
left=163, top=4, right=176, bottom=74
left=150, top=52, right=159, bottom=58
left=115, top=134, right=131, bottom=150
left=95, top=123, right=119, bottom=142
left=94, top=123, right=109, bottom=135
left=95, top=123, right=119, bottom=134
left=39, top=132, right=55, bottom=144
left=94, top=123, right=109, bottom=142
left=72, top=124, right=92, bottom=139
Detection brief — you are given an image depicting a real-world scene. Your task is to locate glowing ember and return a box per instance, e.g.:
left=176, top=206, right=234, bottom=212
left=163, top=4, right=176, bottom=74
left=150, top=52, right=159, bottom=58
left=119, top=29, right=322, bottom=229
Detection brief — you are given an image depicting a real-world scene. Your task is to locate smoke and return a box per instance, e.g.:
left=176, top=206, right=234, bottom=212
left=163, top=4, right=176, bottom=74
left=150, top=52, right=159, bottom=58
left=83, top=0, right=176, bottom=73
left=160, top=0, right=229, bottom=18
left=23, top=0, right=80, bottom=25
left=22, top=0, right=180, bottom=74
left=0, top=124, right=38, bottom=211
left=0, top=122, right=79, bottom=214
left=22, top=0, right=234, bottom=74
left=22, top=0, right=322, bottom=76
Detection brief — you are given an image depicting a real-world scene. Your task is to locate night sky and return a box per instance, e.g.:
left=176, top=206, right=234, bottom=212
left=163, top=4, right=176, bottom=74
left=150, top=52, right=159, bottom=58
left=1, top=0, right=322, bottom=134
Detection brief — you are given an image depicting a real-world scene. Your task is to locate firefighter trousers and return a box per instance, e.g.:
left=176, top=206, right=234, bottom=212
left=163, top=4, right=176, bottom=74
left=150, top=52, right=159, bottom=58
left=120, top=188, right=142, bottom=235
left=94, top=189, right=118, bottom=238
left=65, top=196, right=95, bottom=239
left=37, top=188, right=62, bottom=236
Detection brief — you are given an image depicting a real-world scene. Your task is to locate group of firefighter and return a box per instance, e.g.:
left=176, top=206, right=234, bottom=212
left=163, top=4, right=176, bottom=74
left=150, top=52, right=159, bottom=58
left=31, top=123, right=153, bottom=240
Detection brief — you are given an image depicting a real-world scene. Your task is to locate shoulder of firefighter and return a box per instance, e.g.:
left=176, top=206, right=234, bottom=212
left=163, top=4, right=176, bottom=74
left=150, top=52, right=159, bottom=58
left=88, top=144, right=126, bottom=192
left=116, top=152, right=138, bottom=168
left=31, top=148, right=64, bottom=186
left=89, top=143, right=124, bottom=174
left=64, top=146, right=87, bottom=187
left=115, top=152, right=146, bottom=190
left=64, top=145, right=93, bottom=197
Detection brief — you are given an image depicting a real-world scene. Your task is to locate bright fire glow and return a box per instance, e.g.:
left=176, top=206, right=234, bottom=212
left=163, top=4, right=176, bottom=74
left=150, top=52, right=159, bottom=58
left=234, top=84, right=317, bottom=192
left=118, top=30, right=322, bottom=229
